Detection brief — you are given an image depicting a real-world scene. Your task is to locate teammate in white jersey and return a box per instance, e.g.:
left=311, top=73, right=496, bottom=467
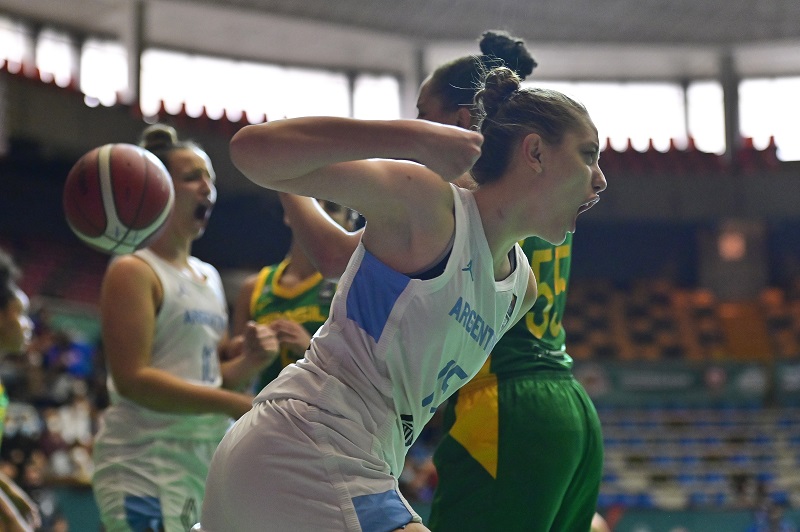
left=198, top=67, right=606, bottom=532
left=92, top=124, right=280, bottom=532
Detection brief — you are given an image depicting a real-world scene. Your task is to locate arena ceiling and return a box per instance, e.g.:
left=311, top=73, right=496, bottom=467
left=202, top=0, right=800, bottom=45
left=1, top=0, right=799, bottom=82
left=3, top=0, right=800, bottom=47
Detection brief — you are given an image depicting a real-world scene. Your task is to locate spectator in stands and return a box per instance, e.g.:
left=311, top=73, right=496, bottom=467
left=0, top=247, right=41, bottom=531
left=43, top=330, right=93, bottom=381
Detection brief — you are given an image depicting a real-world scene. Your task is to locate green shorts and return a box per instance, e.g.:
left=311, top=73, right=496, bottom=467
left=429, top=371, right=603, bottom=532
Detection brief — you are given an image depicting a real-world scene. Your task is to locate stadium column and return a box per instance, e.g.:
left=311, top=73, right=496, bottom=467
left=119, top=0, right=145, bottom=106
left=720, top=49, right=741, bottom=168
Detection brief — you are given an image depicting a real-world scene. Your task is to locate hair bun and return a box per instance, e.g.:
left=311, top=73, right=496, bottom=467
left=140, top=124, right=179, bottom=152
left=478, top=30, right=537, bottom=80
left=476, top=67, right=521, bottom=118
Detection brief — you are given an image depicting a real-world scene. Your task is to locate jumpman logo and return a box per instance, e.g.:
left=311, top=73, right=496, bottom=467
left=401, top=414, right=414, bottom=446
left=462, top=260, right=474, bottom=282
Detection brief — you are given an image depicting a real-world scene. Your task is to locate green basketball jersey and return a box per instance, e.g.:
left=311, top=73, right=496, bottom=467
left=429, top=235, right=603, bottom=532
left=249, top=259, right=335, bottom=391
left=482, top=234, right=574, bottom=379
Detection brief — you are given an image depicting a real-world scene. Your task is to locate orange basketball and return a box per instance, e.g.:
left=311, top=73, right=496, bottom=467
left=63, top=143, right=175, bottom=255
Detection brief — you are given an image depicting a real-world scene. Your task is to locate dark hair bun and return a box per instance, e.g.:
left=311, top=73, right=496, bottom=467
left=476, top=67, right=521, bottom=118
left=479, top=30, right=537, bottom=81
left=140, top=124, right=179, bottom=152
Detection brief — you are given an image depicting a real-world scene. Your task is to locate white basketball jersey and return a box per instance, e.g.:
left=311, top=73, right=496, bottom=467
left=96, top=248, right=231, bottom=444
left=257, top=185, right=530, bottom=477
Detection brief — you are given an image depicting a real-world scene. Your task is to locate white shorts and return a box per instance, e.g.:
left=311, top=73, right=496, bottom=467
left=92, top=437, right=218, bottom=532
left=200, top=398, right=421, bottom=532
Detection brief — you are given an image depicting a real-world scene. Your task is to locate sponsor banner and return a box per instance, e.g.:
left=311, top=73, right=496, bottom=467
left=573, top=361, right=769, bottom=406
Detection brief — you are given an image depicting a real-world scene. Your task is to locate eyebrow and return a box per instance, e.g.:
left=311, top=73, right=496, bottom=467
left=185, top=168, right=212, bottom=180
left=583, top=142, right=600, bottom=154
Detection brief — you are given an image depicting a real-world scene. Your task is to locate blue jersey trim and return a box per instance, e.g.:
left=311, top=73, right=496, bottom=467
left=346, top=250, right=410, bottom=343
left=124, top=495, right=163, bottom=532
left=352, top=489, right=413, bottom=531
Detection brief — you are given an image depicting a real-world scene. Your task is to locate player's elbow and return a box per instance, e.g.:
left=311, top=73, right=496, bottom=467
left=229, top=127, right=256, bottom=175
left=113, top=379, right=142, bottom=404
left=230, top=126, right=275, bottom=186
left=110, top=370, right=149, bottom=405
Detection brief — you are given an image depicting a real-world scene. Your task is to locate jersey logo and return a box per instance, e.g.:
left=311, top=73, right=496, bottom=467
left=401, top=414, right=414, bottom=446
left=461, top=260, right=474, bottom=282
left=500, top=294, right=518, bottom=331
left=181, top=498, right=197, bottom=531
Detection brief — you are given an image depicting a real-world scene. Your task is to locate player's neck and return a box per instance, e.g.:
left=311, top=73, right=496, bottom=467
left=281, top=247, right=319, bottom=286
left=472, top=186, right=527, bottom=280
left=148, top=238, right=193, bottom=270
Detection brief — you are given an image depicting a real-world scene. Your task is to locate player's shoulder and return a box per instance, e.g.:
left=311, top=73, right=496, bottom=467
left=101, top=252, right=160, bottom=295
left=190, top=255, right=221, bottom=278
left=107, top=252, right=153, bottom=276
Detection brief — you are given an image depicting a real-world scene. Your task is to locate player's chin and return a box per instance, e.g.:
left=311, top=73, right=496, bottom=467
left=565, top=208, right=585, bottom=233
left=186, top=219, right=209, bottom=239
left=539, top=226, right=569, bottom=246
left=192, top=227, right=208, bottom=240
left=194, top=222, right=207, bottom=238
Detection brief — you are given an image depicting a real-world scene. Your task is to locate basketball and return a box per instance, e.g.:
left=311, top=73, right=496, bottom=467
left=63, top=143, right=175, bottom=255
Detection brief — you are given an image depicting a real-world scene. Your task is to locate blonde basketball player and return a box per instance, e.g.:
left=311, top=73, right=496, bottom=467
left=199, top=67, right=605, bottom=532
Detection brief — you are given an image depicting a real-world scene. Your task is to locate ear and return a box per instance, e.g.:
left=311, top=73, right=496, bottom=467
left=455, top=107, right=474, bottom=130
left=522, top=133, right=544, bottom=172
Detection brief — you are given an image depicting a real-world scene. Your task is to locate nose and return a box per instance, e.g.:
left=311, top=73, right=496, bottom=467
left=593, top=165, right=607, bottom=193
left=201, top=177, right=217, bottom=203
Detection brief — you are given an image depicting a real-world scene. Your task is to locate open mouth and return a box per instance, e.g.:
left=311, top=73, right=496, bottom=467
left=577, top=197, right=600, bottom=215
left=194, top=204, right=211, bottom=221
